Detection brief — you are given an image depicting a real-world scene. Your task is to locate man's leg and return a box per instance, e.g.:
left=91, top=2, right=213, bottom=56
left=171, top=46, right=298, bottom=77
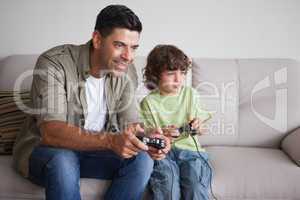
left=80, top=150, right=153, bottom=200
left=29, top=145, right=81, bottom=200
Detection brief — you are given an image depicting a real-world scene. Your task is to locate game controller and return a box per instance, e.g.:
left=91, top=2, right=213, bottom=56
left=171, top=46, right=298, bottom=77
left=137, top=136, right=166, bottom=149
left=178, top=122, right=198, bottom=136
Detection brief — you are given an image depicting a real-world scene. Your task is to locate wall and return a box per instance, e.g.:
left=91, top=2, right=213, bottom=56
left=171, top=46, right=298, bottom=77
left=0, top=0, right=299, bottom=60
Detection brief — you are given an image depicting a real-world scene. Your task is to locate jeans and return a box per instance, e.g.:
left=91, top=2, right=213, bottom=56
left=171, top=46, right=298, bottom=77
left=149, top=148, right=212, bottom=200
left=28, top=145, right=153, bottom=200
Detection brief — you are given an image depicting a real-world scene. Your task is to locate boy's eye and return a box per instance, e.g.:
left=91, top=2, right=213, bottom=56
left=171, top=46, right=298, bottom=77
left=166, top=72, right=176, bottom=75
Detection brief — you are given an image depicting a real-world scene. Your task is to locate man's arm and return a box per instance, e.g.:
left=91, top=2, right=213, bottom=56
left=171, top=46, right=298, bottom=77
left=40, top=121, right=111, bottom=150
left=41, top=121, right=149, bottom=158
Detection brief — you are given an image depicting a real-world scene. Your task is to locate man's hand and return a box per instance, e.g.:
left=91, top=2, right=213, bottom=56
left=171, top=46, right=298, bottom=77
left=109, top=124, right=149, bottom=158
left=147, top=128, right=171, bottom=160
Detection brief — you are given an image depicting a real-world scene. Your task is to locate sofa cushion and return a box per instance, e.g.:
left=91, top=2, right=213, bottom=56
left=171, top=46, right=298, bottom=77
left=0, top=55, right=38, bottom=91
left=0, top=91, right=30, bottom=154
left=207, top=146, right=300, bottom=200
left=238, top=59, right=300, bottom=148
left=192, top=59, right=239, bottom=146
left=0, top=156, right=110, bottom=200
left=281, top=127, right=300, bottom=166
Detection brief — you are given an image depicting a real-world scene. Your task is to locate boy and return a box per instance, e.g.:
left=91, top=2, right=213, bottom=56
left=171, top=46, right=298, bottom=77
left=140, top=45, right=213, bottom=200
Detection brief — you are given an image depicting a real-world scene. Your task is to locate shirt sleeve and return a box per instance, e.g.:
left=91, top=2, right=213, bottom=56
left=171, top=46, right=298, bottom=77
left=31, top=55, right=68, bottom=127
left=139, top=98, right=157, bottom=130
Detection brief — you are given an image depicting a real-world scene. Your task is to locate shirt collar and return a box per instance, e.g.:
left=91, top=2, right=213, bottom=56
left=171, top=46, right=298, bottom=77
left=77, top=40, right=113, bottom=80
left=78, top=40, right=92, bottom=81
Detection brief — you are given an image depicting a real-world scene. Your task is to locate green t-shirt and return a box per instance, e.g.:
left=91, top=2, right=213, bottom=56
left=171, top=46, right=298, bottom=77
left=139, top=86, right=211, bottom=152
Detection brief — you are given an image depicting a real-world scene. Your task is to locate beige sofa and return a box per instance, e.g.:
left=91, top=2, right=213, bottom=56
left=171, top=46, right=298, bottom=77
left=0, top=55, right=300, bottom=200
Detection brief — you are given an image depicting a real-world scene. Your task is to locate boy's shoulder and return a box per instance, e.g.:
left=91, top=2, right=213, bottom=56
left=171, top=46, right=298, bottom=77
left=182, top=86, right=198, bottom=96
left=141, top=89, right=160, bottom=102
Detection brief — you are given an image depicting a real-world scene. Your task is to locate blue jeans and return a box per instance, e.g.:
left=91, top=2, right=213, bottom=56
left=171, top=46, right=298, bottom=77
left=149, top=148, right=212, bottom=200
left=28, top=145, right=153, bottom=200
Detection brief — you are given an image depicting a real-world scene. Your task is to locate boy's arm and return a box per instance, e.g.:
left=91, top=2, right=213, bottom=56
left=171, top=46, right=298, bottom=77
left=190, top=88, right=212, bottom=135
left=139, top=99, right=171, bottom=160
left=139, top=99, right=158, bottom=131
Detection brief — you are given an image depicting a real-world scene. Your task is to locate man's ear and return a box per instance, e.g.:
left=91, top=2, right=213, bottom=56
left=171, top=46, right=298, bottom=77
left=92, top=31, right=102, bottom=49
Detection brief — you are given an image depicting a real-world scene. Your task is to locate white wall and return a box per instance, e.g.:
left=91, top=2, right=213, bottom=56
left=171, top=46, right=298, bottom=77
left=0, top=0, right=299, bottom=60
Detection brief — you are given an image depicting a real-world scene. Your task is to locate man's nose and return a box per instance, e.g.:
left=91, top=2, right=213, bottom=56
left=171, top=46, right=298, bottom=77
left=121, top=48, right=133, bottom=61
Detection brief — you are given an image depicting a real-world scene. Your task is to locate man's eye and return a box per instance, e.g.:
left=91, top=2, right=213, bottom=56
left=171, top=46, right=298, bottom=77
left=114, top=42, right=125, bottom=48
left=132, top=46, right=138, bottom=51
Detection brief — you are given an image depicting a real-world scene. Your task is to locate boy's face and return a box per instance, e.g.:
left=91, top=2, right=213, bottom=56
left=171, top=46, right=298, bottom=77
left=159, top=69, right=186, bottom=95
left=92, top=28, right=140, bottom=77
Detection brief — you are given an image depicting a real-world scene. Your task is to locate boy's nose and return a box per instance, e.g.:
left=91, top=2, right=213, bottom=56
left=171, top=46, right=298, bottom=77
left=174, top=71, right=182, bottom=82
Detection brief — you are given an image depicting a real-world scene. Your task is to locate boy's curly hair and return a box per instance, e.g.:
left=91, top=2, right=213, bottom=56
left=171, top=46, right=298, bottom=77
left=143, top=44, right=191, bottom=90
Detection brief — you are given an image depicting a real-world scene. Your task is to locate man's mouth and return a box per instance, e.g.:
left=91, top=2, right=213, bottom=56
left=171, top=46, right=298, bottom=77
left=114, top=60, right=129, bottom=72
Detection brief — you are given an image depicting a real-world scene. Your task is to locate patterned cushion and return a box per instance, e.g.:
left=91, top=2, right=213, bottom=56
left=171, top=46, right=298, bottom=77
left=0, top=91, right=30, bottom=154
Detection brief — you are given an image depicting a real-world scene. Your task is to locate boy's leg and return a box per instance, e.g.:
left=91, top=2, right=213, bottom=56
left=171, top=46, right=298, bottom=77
left=178, top=150, right=211, bottom=200
left=29, top=145, right=81, bottom=200
left=80, top=150, right=153, bottom=200
left=149, top=150, right=180, bottom=200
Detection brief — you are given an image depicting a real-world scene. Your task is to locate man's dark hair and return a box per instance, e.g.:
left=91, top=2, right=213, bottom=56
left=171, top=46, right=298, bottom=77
left=95, top=5, right=142, bottom=37
left=143, top=45, right=191, bottom=90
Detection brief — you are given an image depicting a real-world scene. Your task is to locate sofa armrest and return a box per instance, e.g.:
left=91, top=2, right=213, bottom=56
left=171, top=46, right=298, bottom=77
left=281, top=128, right=300, bottom=166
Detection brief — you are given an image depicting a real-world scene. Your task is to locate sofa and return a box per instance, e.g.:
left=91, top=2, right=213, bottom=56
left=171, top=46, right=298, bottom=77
left=0, top=54, right=300, bottom=200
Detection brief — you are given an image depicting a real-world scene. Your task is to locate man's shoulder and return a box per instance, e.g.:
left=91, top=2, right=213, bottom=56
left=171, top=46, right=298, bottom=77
left=34, top=42, right=88, bottom=73
left=40, top=43, right=82, bottom=59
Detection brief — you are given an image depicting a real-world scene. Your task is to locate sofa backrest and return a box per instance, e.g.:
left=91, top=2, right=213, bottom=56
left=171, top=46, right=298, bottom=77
left=191, top=58, right=300, bottom=148
left=1, top=55, right=299, bottom=149
left=192, top=59, right=239, bottom=146
left=0, top=55, right=39, bottom=91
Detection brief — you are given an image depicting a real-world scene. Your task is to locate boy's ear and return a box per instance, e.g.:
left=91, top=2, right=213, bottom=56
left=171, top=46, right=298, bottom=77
left=188, top=57, right=193, bottom=68
left=92, top=31, right=102, bottom=49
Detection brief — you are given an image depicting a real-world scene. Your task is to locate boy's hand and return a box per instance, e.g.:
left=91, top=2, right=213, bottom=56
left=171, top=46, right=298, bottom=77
left=189, top=117, right=204, bottom=135
left=162, top=125, right=180, bottom=142
left=147, top=128, right=171, bottom=160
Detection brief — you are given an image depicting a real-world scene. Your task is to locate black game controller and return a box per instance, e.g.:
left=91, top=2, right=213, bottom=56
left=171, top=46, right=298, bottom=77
left=137, top=136, right=166, bottom=150
left=178, top=122, right=198, bottom=136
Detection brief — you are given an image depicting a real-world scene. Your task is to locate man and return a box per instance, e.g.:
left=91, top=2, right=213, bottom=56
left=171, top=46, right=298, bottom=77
left=13, top=5, right=170, bottom=200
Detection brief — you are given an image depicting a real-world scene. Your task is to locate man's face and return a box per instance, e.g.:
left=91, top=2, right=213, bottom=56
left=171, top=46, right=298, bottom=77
left=159, top=69, right=186, bottom=96
left=93, top=28, right=140, bottom=77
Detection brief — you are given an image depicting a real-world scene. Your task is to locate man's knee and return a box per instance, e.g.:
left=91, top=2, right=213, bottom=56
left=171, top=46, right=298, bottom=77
left=125, top=151, right=153, bottom=180
left=29, top=146, right=80, bottom=192
left=45, top=149, right=79, bottom=177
